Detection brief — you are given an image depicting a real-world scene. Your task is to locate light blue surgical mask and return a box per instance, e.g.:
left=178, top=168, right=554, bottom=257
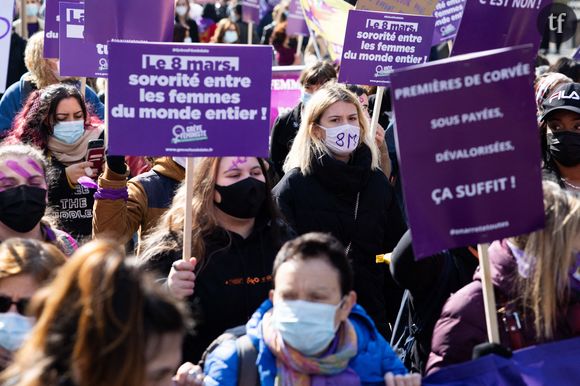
left=271, top=299, right=343, bottom=356
left=52, top=120, right=85, bottom=144
left=25, top=3, right=39, bottom=17
left=0, top=312, right=34, bottom=352
left=223, top=30, right=238, bottom=43
left=300, top=90, right=312, bottom=106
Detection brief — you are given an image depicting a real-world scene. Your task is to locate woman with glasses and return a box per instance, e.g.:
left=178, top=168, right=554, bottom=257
left=0, top=238, right=66, bottom=370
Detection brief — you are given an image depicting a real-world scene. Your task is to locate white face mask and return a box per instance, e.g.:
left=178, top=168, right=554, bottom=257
left=25, top=3, right=39, bottom=17
left=176, top=5, right=188, bottom=16
left=271, top=299, right=343, bottom=356
left=0, top=313, right=34, bottom=352
left=223, top=30, right=238, bottom=43
left=319, top=124, right=361, bottom=156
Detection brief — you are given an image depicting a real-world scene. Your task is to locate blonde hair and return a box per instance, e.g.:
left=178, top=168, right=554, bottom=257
left=283, top=83, right=379, bottom=174
left=514, top=181, right=580, bottom=341
left=23, top=33, right=60, bottom=89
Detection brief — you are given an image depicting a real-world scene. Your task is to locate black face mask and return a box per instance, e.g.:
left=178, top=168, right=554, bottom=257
left=0, top=185, right=47, bottom=233
left=214, top=177, right=267, bottom=219
left=548, top=131, right=580, bottom=167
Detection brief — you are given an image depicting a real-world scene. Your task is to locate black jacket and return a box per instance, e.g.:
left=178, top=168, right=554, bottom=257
left=47, top=158, right=95, bottom=242
left=141, top=218, right=294, bottom=363
left=389, top=230, right=479, bottom=373
left=272, top=145, right=407, bottom=336
left=269, top=102, right=302, bottom=178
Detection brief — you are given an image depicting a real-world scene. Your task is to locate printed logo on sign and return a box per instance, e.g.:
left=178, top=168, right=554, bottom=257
left=172, top=124, right=208, bottom=144
left=98, top=58, right=108, bottom=71
left=375, top=65, right=393, bottom=78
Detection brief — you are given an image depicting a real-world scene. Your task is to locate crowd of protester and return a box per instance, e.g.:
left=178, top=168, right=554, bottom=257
left=0, top=0, right=579, bottom=385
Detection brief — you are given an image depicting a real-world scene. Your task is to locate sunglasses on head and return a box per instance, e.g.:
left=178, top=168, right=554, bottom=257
left=0, top=295, right=30, bottom=315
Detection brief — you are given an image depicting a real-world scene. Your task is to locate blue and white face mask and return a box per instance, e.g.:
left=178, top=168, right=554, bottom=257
left=0, top=312, right=34, bottom=352
left=52, top=120, right=85, bottom=144
left=300, top=90, right=313, bottom=106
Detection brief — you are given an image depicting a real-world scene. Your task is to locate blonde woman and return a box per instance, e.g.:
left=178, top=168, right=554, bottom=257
left=427, top=181, right=580, bottom=374
left=139, top=157, right=294, bottom=364
left=273, top=83, right=407, bottom=337
left=0, top=32, right=104, bottom=134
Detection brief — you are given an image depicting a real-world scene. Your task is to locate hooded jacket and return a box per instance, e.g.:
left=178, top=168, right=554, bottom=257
left=273, top=145, right=407, bottom=336
left=141, top=217, right=295, bottom=363
left=92, top=157, right=184, bottom=251
left=426, top=240, right=580, bottom=375
left=203, top=299, right=408, bottom=386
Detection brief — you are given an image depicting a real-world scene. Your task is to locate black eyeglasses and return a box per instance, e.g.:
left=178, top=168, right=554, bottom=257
left=0, top=295, right=30, bottom=315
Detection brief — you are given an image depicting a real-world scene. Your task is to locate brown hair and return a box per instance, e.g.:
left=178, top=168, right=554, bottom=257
left=0, top=240, right=189, bottom=386
left=299, top=61, right=337, bottom=87
left=210, top=19, right=240, bottom=43
left=139, top=157, right=283, bottom=273
left=0, top=238, right=66, bottom=283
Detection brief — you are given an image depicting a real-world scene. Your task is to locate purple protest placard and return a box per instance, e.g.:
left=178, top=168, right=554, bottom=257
left=451, top=0, right=545, bottom=56
left=0, top=0, right=14, bottom=93
left=432, top=0, right=464, bottom=46
left=58, top=2, right=108, bottom=78
left=44, top=0, right=81, bottom=58
left=270, top=66, right=303, bottom=128
left=390, top=45, right=544, bottom=258
left=287, top=0, right=309, bottom=36
left=339, top=10, right=435, bottom=86
left=83, top=0, right=174, bottom=44
left=108, top=41, right=272, bottom=157
left=242, top=0, right=261, bottom=24
left=424, top=337, right=580, bottom=385
left=573, top=45, right=580, bottom=60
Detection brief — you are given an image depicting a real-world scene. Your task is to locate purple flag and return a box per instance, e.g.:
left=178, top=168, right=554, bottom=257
left=390, top=45, right=544, bottom=258
left=572, top=45, right=580, bottom=60
left=242, top=0, right=261, bottom=24
left=43, top=0, right=82, bottom=58
left=339, top=10, right=434, bottom=86
left=451, top=0, right=546, bottom=56
left=287, top=0, right=309, bottom=36
left=0, top=0, right=14, bottom=93
left=423, top=337, right=580, bottom=385
left=83, top=0, right=174, bottom=44
left=59, top=2, right=108, bottom=78
left=108, top=41, right=272, bottom=157
left=270, top=66, right=303, bottom=128
left=431, top=0, right=465, bottom=46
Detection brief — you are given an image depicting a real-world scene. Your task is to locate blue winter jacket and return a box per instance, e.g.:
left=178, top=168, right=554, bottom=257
left=204, top=300, right=407, bottom=386
left=0, top=74, right=105, bottom=134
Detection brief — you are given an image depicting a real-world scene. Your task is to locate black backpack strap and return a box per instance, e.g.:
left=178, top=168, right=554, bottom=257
left=235, top=334, right=259, bottom=386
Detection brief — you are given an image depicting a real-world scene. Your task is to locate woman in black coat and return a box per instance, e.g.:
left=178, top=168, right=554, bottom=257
left=273, top=83, right=407, bottom=337
left=139, top=156, right=294, bottom=363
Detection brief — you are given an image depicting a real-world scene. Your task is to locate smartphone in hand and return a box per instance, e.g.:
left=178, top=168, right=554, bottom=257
left=86, top=139, right=105, bottom=175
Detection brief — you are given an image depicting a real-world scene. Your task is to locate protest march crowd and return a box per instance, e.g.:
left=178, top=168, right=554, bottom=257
left=0, top=0, right=579, bottom=385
